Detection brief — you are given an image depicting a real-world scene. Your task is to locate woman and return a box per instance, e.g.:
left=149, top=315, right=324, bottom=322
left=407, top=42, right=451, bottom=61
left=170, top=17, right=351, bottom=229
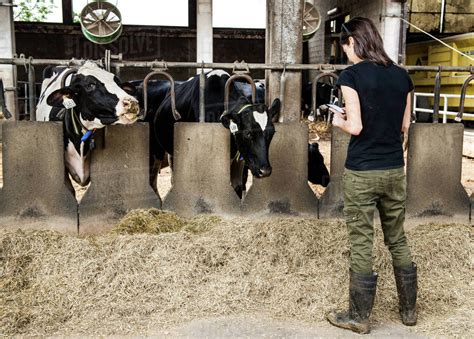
left=326, top=17, right=417, bottom=334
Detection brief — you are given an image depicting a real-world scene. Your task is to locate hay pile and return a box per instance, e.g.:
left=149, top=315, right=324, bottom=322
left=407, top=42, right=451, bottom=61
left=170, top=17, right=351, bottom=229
left=0, top=210, right=472, bottom=336
left=307, top=120, right=332, bottom=141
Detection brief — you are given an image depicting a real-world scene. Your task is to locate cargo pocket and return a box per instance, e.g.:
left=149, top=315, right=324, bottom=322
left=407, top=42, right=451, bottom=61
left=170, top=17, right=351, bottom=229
left=344, top=208, right=362, bottom=227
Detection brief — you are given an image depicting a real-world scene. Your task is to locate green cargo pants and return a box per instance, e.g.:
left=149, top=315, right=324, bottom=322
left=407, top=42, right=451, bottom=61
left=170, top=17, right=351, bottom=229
left=343, top=167, right=413, bottom=274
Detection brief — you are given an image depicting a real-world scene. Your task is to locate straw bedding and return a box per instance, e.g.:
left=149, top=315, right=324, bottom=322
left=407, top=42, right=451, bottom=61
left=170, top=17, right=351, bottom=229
left=0, top=209, right=472, bottom=336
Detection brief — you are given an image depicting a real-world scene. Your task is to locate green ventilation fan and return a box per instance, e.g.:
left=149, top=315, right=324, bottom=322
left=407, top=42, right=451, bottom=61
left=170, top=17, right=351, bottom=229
left=80, top=0, right=123, bottom=44
left=302, top=2, right=321, bottom=42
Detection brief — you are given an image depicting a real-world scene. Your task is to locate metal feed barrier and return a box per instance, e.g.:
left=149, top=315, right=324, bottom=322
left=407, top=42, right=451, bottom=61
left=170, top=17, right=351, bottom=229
left=0, top=57, right=473, bottom=233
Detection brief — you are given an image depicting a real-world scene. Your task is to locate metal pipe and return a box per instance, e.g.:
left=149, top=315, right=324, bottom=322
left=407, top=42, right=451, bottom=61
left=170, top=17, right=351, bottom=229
left=27, top=62, right=36, bottom=121
left=456, top=74, right=474, bottom=122
left=311, top=72, right=340, bottom=119
left=279, top=69, right=286, bottom=118
left=442, top=95, right=448, bottom=123
left=199, top=67, right=205, bottom=123
left=143, top=70, right=181, bottom=120
left=432, top=67, right=442, bottom=123
left=224, top=74, right=256, bottom=114
left=440, top=0, right=446, bottom=33
left=0, top=58, right=473, bottom=72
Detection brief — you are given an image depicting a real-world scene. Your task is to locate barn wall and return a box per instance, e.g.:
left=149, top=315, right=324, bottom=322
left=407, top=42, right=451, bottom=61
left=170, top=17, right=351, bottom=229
left=409, top=0, right=474, bottom=34
left=306, top=0, right=383, bottom=77
left=14, top=23, right=265, bottom=81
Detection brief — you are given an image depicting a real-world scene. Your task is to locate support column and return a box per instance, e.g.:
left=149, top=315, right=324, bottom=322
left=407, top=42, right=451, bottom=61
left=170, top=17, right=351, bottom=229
left=381, top=0, right=403, bottom=63
left=62, top=0, right=73, bottom=25
left=243, top=0, right=317, bottom=216
left=266, top=0, right=303, bottom=121
left=0, top=0, right=17, bottom=124
left=196, top=0, right=213, bottom=66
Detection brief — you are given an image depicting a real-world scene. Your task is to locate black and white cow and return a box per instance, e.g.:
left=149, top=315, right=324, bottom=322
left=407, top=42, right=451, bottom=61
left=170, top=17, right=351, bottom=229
left=36, top=61, right=139, bottom=190
left=147, top=69, right=279, bottom=197
left=148, top=69, right=329, bottom=198
left=301, top=81, right=334, bottom=119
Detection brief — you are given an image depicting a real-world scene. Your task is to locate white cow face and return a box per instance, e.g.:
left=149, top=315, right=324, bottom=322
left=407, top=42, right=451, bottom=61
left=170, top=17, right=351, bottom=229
left=46, top=61, right=140, bottom=130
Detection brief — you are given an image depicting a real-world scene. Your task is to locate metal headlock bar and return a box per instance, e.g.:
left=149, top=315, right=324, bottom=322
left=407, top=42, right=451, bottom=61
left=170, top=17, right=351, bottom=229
left=0, top=58, right=473, bottom=72
left=224, top=74, right=256, bottom=115
left=432, top=66, right=442, bottom=123
left=457, top=71, right=474, bottom=122
left=143, top=70, right=181, bottom=120
left=311, top=72, right=341, bottom=119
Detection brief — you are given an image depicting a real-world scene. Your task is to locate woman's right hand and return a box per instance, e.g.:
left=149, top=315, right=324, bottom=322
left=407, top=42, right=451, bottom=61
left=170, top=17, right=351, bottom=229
left=330, top=108, right=347, bottom=128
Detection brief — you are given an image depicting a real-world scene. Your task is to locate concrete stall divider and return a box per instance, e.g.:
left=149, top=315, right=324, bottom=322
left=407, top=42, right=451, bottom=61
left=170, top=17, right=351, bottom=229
left=78, top=123, right=160, bottom=234
left=0, top=121, right=78, bottom=233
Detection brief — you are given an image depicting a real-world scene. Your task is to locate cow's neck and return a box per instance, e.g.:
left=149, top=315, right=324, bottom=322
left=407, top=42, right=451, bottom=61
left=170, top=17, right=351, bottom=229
left=64, top=108, right=92, bottom=154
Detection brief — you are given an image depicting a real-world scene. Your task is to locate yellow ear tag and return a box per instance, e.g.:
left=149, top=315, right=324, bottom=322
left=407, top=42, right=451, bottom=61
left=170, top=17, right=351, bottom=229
left=62, top=96, right=76, bottom=109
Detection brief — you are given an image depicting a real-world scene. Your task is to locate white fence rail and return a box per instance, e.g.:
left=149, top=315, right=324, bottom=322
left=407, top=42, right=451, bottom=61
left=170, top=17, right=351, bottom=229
left=413, top=92, right=474, bottom=123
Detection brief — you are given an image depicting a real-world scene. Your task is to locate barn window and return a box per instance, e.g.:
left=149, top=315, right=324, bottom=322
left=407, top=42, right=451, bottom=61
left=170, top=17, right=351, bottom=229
left=73, top=0, right=188, bottom=26
left=212, top=0, right=265, bottom=29
left=13, top=0, right=63, bottom=23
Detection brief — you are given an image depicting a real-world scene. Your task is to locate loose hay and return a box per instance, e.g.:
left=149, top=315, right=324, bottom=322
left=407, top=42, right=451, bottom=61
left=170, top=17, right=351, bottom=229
left=0, top=211, right=472, bottom=336
left=306, top=120, right=332, bottom=141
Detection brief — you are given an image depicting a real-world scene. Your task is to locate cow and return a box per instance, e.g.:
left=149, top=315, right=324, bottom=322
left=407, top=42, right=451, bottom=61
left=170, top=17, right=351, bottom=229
left=36, top=61, right=140, bottom=193
left=146, top=69, right=279, bottom=197
left=301, top=81, right=334, bottom=119
left=147, top=69, right=330, bottom=198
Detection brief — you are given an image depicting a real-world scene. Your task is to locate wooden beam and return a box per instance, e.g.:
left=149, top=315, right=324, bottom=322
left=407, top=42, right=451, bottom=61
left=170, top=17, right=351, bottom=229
left=62, top=0, right=73, bottom=25
left=188, top=0, right=196, bottom=29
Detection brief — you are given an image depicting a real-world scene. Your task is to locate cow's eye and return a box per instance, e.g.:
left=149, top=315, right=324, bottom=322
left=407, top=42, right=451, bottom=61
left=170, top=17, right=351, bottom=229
left=87, top=83, right=96, bottom=90
left=245, top=131, right=252, bottom=139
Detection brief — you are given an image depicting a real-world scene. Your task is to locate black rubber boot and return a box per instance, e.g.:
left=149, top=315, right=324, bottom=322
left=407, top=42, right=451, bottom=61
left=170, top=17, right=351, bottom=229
left=326, top=270, right=378, bottom=334
left=394, top=262, right=417, bottom=326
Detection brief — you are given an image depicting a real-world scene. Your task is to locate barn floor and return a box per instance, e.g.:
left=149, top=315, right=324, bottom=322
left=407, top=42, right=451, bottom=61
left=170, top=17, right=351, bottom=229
left=0, top=214, right=472, bottom=337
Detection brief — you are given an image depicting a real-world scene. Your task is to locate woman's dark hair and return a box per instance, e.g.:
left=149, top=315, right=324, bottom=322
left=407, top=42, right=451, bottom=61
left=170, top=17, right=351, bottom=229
left=340, top=17, right=393, bottom=66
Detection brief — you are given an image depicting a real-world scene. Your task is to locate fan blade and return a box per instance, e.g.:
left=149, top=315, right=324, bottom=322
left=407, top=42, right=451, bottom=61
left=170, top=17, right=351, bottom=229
left=102, top=20, right=115, bottom=33
left=102, top=8, right=112, bottom=21
left=87, top=6, right=100, bottom=21
left=86, top=21, right=100, bottom=31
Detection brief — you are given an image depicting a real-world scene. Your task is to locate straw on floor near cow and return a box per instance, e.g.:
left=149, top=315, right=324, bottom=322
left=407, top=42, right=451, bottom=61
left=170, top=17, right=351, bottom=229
left=0, top=209, right=472, bottom=337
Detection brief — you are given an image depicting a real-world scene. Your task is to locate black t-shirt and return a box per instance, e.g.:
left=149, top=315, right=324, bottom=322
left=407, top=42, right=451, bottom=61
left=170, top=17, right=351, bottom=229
left=336, top=60, right=414, bottom=171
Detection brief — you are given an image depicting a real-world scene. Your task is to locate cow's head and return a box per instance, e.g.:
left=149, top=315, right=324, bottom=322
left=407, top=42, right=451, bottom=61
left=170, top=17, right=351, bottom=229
left=221, top=98, right=280, bottom=178
left=46, top=61, right=139, bottom=130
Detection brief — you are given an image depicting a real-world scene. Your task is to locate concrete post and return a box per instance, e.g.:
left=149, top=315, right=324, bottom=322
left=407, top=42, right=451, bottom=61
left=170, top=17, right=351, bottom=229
left=196, top=0, right=213, bottom=66
left=0, top=122, right=78, bottom=233
left=0, top=0, right=17, bottom=123
left=79, top=124, right=160, bottom=234
left=381, top=0, right=403, bottom=63
left=244, top=0, right=317, bottom=216
left=406, top=124, right=470, bottom=221
left=266, top=0, right=303, bottom=121
left=163, top=123, right=241, bottom=217
left=318, top=127, right=351, bottom=218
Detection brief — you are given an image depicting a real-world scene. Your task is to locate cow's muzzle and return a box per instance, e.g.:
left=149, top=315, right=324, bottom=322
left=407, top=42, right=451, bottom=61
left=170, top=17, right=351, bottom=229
left=120, top=98, right=140, bottom=121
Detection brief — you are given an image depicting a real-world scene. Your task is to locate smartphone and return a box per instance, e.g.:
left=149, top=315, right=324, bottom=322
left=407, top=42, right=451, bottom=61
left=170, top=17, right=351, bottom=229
left=326, top=104, right=345, bottom=114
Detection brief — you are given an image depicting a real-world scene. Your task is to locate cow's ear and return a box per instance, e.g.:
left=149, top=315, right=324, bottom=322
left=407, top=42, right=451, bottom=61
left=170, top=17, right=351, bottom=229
left=121, top=82, right=137, bottom=96
left=220, top=111, right=238, bottom=129
left=46, top=87, right=77, bottom=108
left=268, top=98, right=281, bottom=120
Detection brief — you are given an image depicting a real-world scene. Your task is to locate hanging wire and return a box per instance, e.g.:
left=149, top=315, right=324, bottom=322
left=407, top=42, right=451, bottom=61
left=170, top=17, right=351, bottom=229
left=399, top=17, right=474, bottom=62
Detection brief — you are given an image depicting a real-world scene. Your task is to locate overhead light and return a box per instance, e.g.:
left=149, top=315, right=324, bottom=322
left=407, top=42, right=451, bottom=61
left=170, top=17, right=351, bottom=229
left=327, top=7, right=339, bottom=16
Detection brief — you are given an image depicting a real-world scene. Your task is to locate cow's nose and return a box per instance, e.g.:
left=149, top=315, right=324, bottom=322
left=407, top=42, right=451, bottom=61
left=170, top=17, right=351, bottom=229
left=123, top=99, right=132, bottom=109
left=123, top=99, right=139, bottom=113
left=258, top=166, right=272, bottom=177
